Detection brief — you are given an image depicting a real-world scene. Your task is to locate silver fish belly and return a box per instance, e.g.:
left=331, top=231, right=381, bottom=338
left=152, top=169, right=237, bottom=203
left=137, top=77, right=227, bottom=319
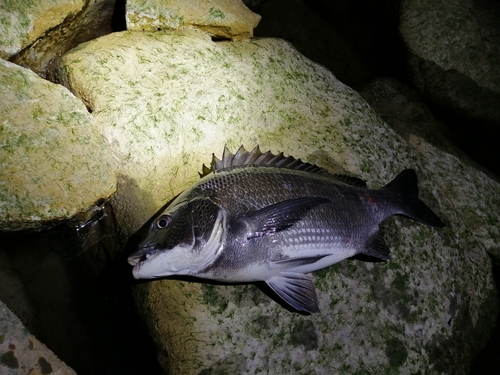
left=128, top=146, right=445, bottom=314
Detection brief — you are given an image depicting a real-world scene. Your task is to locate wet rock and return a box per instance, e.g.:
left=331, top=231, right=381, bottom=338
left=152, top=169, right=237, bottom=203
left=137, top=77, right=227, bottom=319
left=126, top=0, right=261, bottom=40
left=57, top=29, right=499, bottom=374
left=0, top=59, right=116, bottom=231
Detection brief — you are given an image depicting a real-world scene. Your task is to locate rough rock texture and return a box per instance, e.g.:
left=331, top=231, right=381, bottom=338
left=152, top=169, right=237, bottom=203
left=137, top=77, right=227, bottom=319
left=126, top=0, right=261, bottom=40
left=57, top=30, right=499, bottom=374
left=358, top=77, right=500, bottom=262
left=358, top=77, right=454, bottom=149
left=57, top=30, right=408, bottom=239
left=0, top=59, right=116, bottom=231
left=0, top=200, right=127, bottom=374
left=3, top=0, right=116, bottom=77
left=253, top=0, right=372, bottom=85
left=0, top=300, right=77, bottom=375
left=0, top=0, right=84, bottom=59
left=400, top=0, right=500, bottom=125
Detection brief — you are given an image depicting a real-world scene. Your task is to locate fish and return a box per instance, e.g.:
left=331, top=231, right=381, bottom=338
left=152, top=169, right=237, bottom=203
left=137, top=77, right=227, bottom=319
left=128, top=146, right=445, bottom=314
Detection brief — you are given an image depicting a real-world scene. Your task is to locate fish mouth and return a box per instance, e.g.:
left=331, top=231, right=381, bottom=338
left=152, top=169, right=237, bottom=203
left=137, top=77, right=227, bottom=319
left=127, top=246, right=158, bottom=266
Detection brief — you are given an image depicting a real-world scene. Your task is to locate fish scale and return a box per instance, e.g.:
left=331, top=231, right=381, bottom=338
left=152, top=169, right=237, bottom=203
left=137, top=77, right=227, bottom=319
left=128, top=146, right=445, bottom=314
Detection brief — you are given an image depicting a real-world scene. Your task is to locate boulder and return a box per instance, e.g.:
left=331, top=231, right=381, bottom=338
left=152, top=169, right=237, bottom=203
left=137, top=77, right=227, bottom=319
left=358, top=77, right=454, bottom=148
left=0, top=59, right=116, bottom=231
left=2, top=0, right=116, bottom=77
left=358, top=77, right=500, bottom=263
left=253, top=0, right=372, bottom=85
left=0, top=299, right=77, bottom=375
left=57, top=30, right=499, bottom=374
left=0, top=0, right=84, bottom=59
left=399, top=0, right=500, bottom=125
left=126, top=0, right=261, bottom=40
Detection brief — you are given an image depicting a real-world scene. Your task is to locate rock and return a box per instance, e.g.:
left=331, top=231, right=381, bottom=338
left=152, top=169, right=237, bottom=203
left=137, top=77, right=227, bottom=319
left=0, top=59, right=116, bottom=231
left=2, top=0, right=116, bottom=77
left=399, top=0, right=500, bottom=125
left=0, top=200, right=128, bottom=374
left=0, top=299, right=77, bottom=375
left=57, top=30, right=408, bottom=239
left=358, top=76, right=500, bottom=259
left=253, top=0, right=372, bottom=85
left=126, top=0, right=261, bottom=40
left=57, top=30, right=499, bottom=374
left=0, top=0, right=84, bottom=59
left=358, top=77, right=453, bottom=147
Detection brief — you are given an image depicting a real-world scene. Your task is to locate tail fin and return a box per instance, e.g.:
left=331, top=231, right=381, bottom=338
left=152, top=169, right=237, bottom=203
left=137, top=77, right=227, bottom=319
left=384, top=169, right=445, bottom=228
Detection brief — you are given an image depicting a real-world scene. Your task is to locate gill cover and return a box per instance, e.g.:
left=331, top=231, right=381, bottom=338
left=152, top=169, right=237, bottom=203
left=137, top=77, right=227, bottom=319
left=128, top=196, right=226, bottom=278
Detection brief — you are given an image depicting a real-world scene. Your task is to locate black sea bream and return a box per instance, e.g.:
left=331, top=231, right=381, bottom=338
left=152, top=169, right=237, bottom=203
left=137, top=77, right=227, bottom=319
left=128, top=146, right=445, bottom=313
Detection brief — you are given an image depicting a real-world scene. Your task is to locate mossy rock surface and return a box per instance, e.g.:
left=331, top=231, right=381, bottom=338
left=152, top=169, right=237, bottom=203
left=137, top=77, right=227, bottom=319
left=58, top=30, right=499, bottom=374
left=0, top=59, right=116, bottom=231
left=400, top=0, right=500, bottom=124
left=0, top=0, right=84, bottom=59
left=126, top=0, right=261, bottom=40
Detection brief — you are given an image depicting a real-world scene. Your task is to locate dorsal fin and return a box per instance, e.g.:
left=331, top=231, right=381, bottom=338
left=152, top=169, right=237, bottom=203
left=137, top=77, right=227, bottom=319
left=199, top=146, right=367, bottom=187
left=204, top=145, right=328, bottom=175
left=329, top=174, right=366, bottom=187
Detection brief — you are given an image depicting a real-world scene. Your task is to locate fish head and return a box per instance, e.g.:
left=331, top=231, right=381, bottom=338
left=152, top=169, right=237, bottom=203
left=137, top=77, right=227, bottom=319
left=128, top=195, right=226, bottom=279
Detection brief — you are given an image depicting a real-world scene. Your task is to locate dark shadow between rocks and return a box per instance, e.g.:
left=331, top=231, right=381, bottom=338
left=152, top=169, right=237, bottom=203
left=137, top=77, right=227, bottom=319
left=0, top=197, right=162, bottom=375
left=470, top=254, right=500, bottom=375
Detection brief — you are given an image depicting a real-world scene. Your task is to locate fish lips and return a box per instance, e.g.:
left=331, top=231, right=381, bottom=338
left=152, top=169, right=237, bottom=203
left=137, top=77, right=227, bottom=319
left=128, top=225, right=170, bottom=267
left=128, top=246, right=161, bottom=279
left=127, top=246, right=159, bottom=267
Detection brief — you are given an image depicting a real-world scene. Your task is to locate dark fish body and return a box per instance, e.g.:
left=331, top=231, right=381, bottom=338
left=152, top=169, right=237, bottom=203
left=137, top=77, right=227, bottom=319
left=128, top=146, right=445, bottom=313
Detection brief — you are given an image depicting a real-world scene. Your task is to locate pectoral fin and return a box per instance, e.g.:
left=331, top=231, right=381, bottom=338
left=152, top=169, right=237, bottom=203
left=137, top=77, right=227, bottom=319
left=245, top=197, right=329, bottom=239
left=265, top=272, right=319, bottom=314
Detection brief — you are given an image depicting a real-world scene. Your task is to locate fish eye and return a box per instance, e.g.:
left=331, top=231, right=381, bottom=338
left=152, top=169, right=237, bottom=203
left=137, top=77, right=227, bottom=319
left=156, top=215, right=172, bottom=229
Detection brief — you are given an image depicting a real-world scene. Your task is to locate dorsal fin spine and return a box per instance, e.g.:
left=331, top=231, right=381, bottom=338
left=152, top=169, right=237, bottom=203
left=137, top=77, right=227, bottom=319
left=200, top=146, right=367, bottom=187
left=208, top=145, right=331, bottom=174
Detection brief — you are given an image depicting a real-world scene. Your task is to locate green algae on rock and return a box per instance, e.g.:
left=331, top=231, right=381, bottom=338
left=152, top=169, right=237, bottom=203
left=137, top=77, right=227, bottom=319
left=0, top=59, right=116, bottom=231
left=125, top=0, right=261, bottom=40
left=56, top=29, right=498, bottom=374
left=400, top=0, right=500, bottom=124
left=0, top=0, right=84, bottom=59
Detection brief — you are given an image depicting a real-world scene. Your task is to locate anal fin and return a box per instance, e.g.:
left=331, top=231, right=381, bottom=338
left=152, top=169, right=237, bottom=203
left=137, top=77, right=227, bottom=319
left=265, top=272, right=319, bottom=314
left=360, top=231, right=391, bottom=261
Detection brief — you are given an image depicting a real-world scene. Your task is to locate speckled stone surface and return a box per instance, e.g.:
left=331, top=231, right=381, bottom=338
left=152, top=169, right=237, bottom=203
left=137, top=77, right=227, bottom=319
left=0, top=300, right=77, bottom=375
left=126, top=0, right=261, bottom=40
left=400, top=0, right=500, bottom=124
left=0, top=59, right=116, bottom=231
left=57, top=30, right=499, bottom=374
left=0, top=0, right=84, bottom=59
left=58, top=30, right=410, bottom=238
